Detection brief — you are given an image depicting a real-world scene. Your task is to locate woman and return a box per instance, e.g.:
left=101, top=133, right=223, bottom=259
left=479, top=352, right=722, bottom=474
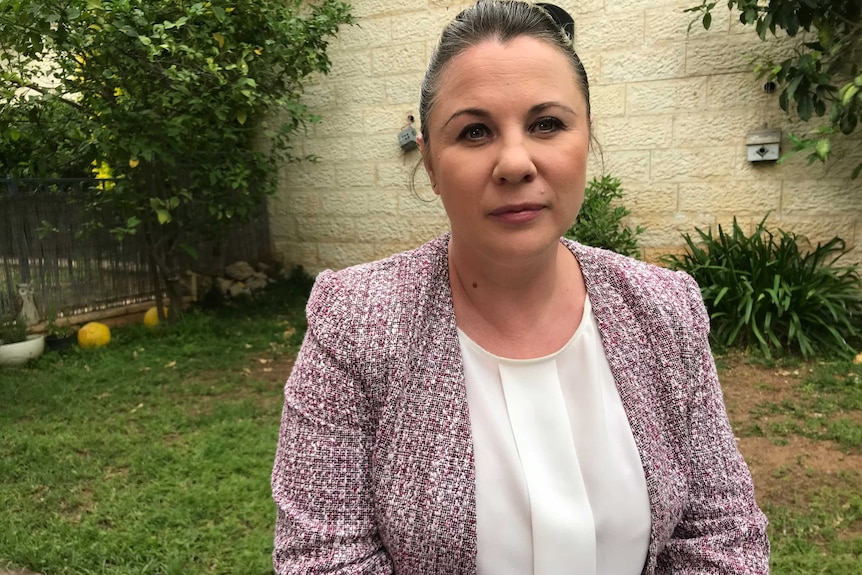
left=271, top=2, right=769, bottom=573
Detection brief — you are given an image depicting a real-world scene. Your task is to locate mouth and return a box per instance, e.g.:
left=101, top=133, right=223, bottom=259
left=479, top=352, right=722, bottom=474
left=489, top=203, right=545, bottom=223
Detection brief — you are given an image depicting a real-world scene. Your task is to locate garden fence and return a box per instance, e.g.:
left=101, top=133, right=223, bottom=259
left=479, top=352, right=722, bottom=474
left=0, top=178, right=272, bottom=321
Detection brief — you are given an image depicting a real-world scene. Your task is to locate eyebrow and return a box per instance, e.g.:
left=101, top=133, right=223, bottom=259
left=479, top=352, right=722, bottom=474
left=442, top=101, right=578, bottom=128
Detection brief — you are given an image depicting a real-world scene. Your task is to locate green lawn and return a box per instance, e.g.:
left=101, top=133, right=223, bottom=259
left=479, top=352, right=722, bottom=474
left=2, top=276, right=860, bottom=574
left=0, top=277, right=309, bottom=575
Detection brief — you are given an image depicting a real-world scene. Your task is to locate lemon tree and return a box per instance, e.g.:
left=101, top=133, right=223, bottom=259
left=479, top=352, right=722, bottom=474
left=688, top=1, right=862, bottom=177
left=0, top=0, right=353, bottom=320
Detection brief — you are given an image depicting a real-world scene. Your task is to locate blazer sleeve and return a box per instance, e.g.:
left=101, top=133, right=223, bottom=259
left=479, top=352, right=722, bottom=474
left=271, top=271, right=393, bottom=574
left=657, top=272, right=770, bottom=574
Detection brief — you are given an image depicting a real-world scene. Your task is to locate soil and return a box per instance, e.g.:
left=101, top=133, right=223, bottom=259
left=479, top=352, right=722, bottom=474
left=718, top=354, right=862, bottom=514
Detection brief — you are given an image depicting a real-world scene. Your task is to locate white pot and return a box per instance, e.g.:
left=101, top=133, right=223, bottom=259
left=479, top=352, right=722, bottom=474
left=0, top=334, right=46, bottom=366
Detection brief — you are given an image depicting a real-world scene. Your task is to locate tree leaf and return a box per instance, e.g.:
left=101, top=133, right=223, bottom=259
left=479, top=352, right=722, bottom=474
left=156, top=209, right=171, bottom=224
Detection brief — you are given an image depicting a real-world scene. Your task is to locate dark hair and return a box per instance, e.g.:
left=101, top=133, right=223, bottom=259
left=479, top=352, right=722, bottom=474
left=419, top=0, right=591, bottom=147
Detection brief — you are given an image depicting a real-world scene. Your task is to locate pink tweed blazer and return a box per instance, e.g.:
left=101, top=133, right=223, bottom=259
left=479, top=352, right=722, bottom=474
left=271, top=235, right=770, bottom=574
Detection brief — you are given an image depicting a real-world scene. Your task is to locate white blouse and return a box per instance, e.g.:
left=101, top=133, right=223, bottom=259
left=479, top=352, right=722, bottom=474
left=459, top=295, right=651, bottom=575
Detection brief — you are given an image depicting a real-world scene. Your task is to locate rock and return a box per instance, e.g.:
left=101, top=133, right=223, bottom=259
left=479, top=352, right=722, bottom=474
left=245, top=277, right=269, bottom=292
left=197, top=275, right=214, bottom=297
left=227, top=281, right=249, bottom=298
left=224, top=261, right=256, bottom=282
left=216, top=277, right=234, bottom=295
left=854, top=352, right=862, bottom=364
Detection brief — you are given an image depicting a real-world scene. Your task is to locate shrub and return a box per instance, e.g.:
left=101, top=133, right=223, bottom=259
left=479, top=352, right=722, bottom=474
left=566, top=175, right=645, bottom=258
left=663, top=217, right=862, bottom=359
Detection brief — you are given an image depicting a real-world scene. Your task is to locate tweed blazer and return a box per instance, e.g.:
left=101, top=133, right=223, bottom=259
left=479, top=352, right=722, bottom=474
left=271, top=235, right=770, bottom=574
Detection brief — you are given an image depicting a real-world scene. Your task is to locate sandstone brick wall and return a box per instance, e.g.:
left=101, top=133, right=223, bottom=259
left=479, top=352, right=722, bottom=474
left=269, top=0, right=862, bottom=273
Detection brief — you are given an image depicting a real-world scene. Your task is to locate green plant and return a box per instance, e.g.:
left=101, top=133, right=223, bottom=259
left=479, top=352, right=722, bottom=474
left=663, top=217, right=862, bottom=359
left=0, top=318, right=26, bottom=345
left=0, top=0, right=354, bottom=321
left=687, top=1, right=862, bottom=177
left=565, top=175, right=645, bottom=258
left=44, top=315, right=74, bottom=339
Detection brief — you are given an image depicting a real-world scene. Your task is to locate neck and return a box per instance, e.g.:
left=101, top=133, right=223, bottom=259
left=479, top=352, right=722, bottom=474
left=447, top=236, right=585, bottom=357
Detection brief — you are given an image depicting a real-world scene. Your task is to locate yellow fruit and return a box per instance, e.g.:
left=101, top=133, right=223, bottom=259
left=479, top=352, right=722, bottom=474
left=143, top=307, right=167, bottom=327
left=77, top=322, right=111, bottom=349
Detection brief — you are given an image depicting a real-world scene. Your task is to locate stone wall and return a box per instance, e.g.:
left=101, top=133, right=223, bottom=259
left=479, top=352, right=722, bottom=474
left=268, top=0, right=862, bottom=273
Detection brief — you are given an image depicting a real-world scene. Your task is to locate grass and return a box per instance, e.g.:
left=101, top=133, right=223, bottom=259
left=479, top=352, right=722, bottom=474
left=730, top=357, right=862, bottom=572
left=2, top=273, right=861, bottom=574
left=0, top=273, right=311, bottom=575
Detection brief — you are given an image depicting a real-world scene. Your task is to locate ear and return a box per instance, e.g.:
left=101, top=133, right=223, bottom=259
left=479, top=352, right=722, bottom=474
left=417, top=134, right=438, bottom=194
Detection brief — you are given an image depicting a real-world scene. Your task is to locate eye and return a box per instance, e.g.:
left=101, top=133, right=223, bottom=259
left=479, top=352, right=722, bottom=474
left=531, top=117, right=565, bottom=134
left=458, top=124, right=491, bottom=141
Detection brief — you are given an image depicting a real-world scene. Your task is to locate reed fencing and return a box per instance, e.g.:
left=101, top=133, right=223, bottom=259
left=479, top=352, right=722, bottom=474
left=0, top=177, right=272, bottom=322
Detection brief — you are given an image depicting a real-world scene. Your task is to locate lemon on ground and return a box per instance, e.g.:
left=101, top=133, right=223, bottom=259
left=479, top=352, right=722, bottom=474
left=78, top=322, right=111, bottom=349
left=143, top=307, right=167, bottom=327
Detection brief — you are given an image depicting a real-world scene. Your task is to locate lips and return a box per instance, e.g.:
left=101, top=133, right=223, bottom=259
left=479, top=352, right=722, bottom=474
left=489, top=203, right=545, bottom=223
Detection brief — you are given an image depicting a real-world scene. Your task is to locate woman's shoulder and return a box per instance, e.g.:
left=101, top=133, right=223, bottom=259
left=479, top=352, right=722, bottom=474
left=564, top=239, right=694, bottom=290
left=306, top=235, right=450, bottom=332
left=563, top=238, right=706, bottom=331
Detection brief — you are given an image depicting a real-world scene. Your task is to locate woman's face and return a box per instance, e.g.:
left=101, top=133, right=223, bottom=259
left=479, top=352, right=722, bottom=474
left=421, top=35, right=590, bottom=266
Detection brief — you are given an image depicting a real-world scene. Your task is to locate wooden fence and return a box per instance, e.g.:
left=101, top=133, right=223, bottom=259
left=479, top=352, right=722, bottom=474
left=0, top=178, right=272, bottom=322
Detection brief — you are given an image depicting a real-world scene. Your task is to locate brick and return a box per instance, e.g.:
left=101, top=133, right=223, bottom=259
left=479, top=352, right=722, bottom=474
left=303, top=136, right=357, bottom=163
left=267, top=190, right=321, bottom=217
left=578, top=52, right=601, bottom=88
left=594, top=115, right=673, bottom=151
left=630, top=213, right=716, bottom=247
left=624, top=182, right=679, bottom=214
left=327, top=49, right=373, bottom=80
left=333, top=77, right=389, bottom=107
left=678, top=181, right=781, bottom=215
left=367, top=189, right=400, bottom=216
left=296, top=216, right=357, bottom=242
left=398, top=187, right=447, bottom=217
left=590, top=84, right=626, bottom=119
left=351, top=0, right=427, bottom=19
left=706, top=73, right=776, bottom=110
left=372, top=42, right=427, bottom=76
left=378, top=162, right=420, bottom=189
left=626, top=78, right=707, bottom=115
left=299, top=81, right=338, bottom=110
left=576, top=13, right=644, bottom=53
left=589, top=150, right=652, bottom=183
left=772, top=215, right=858, bottom=248
left=272, top=241, right=320, bottom=271
left=385, top=73, right=423, bottom=105
left=314, top=107, right=368, bottom=137
left=359, top=132, right=409, bottom=162
left=317, top=242, right=380, bottom=270
left=338, top=17, right=392, bottom=51
left=644, top=2, right=731, bottom=44
left=353, top=215, right=417, bottom=243
left=782, top=180, right=862, bottom=216
left=684, top=35, right=795, bottom=77
left=390, top=9, right=453, bottom=44
left=319, top=188, right=370, bottom=216
left=600, top=44, right=686, bottom=83
left=650, top=147, right=737, bottom=181
left=672, top=108, right=762, bottom=148
left=335, top=162, right=378, bottom=188
left=605, top=0, right=664, bottom=13
left=269, top=214, right=299, bottom=242
left=567, top=0, right=605, bottom=17
left=364, top=105, right=418, bottom=135
left=279, top=161, right=337, bottom=189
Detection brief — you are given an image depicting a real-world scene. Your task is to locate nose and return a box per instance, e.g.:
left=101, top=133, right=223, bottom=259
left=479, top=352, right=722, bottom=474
left=491, top=134, right=537, bottom=185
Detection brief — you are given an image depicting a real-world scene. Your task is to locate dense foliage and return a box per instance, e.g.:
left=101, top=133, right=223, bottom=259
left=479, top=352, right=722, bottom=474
left=566, top=175, right=645, bottom=258
left=664, top=217, right=862, bottom=359
left=688, top=1, right=862, bottom=177
left=0, top=0, right=353, bottom=319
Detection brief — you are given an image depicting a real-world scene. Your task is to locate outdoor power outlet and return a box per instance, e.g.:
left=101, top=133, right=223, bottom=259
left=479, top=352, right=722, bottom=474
left=398, top=126, right=418, bottom=151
